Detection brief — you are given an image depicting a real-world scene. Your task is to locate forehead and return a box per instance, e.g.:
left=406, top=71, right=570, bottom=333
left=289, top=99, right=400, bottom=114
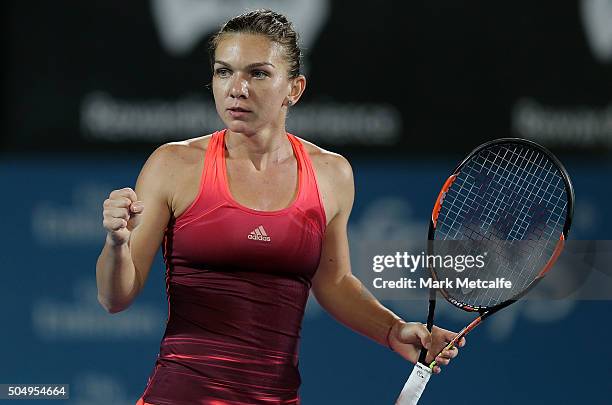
left=215, top=33, right=285, bottom=66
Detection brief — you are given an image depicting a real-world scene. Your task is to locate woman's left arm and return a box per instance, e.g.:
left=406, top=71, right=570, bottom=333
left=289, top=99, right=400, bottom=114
left=311, top=155, right=464, bottom=371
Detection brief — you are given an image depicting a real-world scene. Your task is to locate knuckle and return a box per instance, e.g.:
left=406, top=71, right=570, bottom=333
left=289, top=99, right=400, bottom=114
left=104, top=219, right=118, bottom=230
left=123, top=187, right=137, bottom=198
left=106, top=208, right=124, bottom=220
left=112, top=209, right=127, bottom=220
left=110, top=188, right=135, bottom=200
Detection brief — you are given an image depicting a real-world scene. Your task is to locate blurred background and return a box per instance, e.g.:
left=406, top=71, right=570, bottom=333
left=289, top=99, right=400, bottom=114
left=1, top=1, right=611, bottom=404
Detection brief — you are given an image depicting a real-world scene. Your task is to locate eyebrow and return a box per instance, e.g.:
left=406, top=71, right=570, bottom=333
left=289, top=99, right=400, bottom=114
left=214, top=61, right=276, bottom=69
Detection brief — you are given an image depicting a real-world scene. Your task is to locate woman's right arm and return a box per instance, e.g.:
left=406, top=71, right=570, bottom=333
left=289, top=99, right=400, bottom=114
left=96, top=145, right=175, bottom=313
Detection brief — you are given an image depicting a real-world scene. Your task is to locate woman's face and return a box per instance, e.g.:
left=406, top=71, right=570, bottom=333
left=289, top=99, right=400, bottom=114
left=212, top=33, right=297, bottom=135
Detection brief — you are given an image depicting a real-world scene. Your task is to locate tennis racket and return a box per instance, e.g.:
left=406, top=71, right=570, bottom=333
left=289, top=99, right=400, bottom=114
left=395, top=138, right=574, bottom=404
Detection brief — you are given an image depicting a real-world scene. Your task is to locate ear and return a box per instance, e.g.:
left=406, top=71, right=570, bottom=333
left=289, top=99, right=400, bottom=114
left=286, top=75, right=306, bottom=107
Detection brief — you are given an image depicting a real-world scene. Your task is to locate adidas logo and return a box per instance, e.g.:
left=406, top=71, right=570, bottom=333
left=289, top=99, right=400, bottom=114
left=247, top=225, right=271, bottom=242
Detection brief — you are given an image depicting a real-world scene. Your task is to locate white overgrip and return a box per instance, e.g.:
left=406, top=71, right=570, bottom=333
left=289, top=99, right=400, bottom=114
left=395, top=363, right=432, bottom=405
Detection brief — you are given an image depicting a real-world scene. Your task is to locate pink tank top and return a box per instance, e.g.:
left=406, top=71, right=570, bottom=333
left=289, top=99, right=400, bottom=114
left=139, top=130, right=327, bottom=405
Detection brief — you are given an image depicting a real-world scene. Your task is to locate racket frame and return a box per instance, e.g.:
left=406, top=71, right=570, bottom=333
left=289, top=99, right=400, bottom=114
left=417, top=137, right=574, bottom=367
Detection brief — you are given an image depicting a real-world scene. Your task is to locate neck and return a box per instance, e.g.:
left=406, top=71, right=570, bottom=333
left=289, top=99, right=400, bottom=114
left=224, top=128, right=293, bottom=171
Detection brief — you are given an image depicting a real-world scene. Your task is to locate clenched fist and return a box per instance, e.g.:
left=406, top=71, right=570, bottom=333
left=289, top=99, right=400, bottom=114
left=102, top=187, right=144, bottom=246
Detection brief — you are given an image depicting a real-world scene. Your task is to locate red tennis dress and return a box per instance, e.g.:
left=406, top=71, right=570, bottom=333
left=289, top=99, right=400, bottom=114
left=137, top=130, right=326, bottom=405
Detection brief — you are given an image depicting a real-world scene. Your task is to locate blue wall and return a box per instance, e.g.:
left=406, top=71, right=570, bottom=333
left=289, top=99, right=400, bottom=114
left=1, top=156, right=610, bottom=404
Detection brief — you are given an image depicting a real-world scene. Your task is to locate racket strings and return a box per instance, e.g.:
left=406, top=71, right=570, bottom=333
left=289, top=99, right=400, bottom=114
left=434, top=144, right=568, bottom=308
left=459, top=149, right=561, bottom=306
left=467, top=147, right=562, bottom=304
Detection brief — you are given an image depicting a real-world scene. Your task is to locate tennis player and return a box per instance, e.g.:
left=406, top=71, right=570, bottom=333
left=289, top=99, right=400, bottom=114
left=96, top=9, right=465, bottom=404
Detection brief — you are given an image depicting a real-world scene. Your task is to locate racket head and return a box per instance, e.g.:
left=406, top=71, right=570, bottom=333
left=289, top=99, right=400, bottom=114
left=428, top=138, right=574, bottom=312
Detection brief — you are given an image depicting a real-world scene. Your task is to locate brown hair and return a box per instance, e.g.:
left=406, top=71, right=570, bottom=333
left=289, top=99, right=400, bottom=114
left=209, top=9, right=302, bottom=79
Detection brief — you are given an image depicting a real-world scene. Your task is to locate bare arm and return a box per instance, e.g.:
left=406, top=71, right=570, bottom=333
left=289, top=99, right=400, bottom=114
left=311, top=155, right=465, bottom=371
left=311, top=155, right=399, bottom=346
left=96, top=145, right=175, bottom=313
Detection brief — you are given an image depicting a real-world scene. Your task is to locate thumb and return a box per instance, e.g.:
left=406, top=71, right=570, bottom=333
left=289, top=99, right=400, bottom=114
left=401, top=323, right=432, bottom=350
left=416, top=325, right=432, bottom=350
left=408, top=322, right=431, bottom=350
left=130, top=201, right=144, bottom=214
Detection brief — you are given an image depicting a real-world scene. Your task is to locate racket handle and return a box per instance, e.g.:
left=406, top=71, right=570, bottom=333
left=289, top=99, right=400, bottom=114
left=395, top=363, right=432, bottom=405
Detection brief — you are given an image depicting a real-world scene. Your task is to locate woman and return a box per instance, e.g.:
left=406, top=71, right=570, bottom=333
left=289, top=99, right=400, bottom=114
left=96, top=9, right=464, bottom=405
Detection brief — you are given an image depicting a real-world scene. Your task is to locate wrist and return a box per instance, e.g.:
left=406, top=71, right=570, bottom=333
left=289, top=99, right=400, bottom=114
left=386, top=318, right=403, bottom=351
left=105, top=233, right=129, bottom=249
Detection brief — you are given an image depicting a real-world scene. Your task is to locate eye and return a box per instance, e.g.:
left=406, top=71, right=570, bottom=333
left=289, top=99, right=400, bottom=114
left=214, top=68, right=231, bottom=78
left=252, top=70, right=269, bottom=79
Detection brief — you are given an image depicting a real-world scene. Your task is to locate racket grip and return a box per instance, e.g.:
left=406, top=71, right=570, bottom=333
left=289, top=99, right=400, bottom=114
left=395, top=363, right=432, bottom=405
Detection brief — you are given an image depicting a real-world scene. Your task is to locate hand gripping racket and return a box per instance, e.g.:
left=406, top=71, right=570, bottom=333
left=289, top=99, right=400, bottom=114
left=395, top=138, right=574, bottom=404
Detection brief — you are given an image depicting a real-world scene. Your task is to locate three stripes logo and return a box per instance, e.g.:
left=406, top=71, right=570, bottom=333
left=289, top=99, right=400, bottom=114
left=248, top=225, right=271, bottom=242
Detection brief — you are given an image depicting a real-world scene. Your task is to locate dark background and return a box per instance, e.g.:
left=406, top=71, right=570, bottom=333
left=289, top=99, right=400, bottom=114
left=1, top=1, right=611, bottom=404
left=3, top=0, right=611, bottom=156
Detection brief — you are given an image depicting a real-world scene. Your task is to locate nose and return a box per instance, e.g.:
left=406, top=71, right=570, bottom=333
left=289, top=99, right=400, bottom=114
left=229, top=74, right=249, bottom=99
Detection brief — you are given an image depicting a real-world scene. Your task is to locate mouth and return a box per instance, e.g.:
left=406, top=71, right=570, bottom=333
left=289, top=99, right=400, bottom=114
left=227, top=106, right=252, bottom=119
left=227, top=107, right=251, bottom=113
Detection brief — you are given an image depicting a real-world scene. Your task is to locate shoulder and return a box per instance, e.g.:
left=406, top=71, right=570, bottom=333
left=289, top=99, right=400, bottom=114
left=149, top=134, right=213, bottom=165
left=293, top=135, right=355, bottom=218
left=294, top=135, right=354, bottom=187
left=137, top=134, right=214, bottom=195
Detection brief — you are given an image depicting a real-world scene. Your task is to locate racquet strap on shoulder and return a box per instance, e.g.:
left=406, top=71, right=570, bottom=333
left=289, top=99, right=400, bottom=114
left=395, top=363, right=432, bottom=405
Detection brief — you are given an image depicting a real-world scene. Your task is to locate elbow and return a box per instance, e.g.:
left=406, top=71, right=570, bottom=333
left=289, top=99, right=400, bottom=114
left=97, top=294, right=130, bottom=314
left=107, top=305, right=126, bottom=314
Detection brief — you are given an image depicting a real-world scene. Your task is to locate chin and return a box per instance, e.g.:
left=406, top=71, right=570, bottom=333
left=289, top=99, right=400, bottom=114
left=225, top=121, right=257, bottom=136
left=226, top=123, right=255, bottom=135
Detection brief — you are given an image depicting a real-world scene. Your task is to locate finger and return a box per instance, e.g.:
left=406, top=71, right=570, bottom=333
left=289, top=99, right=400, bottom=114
left=435, top=355, right=450, bottom=366
left=439, top=346, right=459, bottom=359
left=458, top=337, right=466, bottom=347
left=401, top=323, right=431, bottom=350
left=130, top=201, right=144, bottom=214
left=441, top=329, right=461, bottom=343
left=104, top=207, right=130, bottom=221
left=104, top=197, right=133, bottom=209
left=120, top=187, right=138, bottom=202
left=433, top=366, right=441, bottom=374
left=110, top=187, right=138, bottom=202
left=103, top=217, right=128, bottom=231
